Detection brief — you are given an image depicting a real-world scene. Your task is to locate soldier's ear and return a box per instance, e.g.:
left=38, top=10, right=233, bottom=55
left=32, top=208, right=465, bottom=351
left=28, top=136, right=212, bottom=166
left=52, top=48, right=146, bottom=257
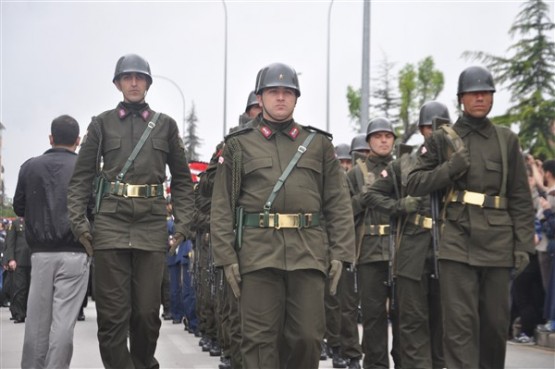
left=49, top=135, right=54, bottom=146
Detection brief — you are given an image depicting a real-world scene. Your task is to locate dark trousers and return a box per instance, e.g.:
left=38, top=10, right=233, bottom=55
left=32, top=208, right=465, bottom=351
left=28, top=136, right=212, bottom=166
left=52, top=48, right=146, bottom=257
left=358, top=261, right=401, bottom=369
left=324, top=276, right=342, bottom=348
left=9, top=266, right=31, bottom=319
left=161, top=263, right=170, bottom=314
left=241, top=268, right=325, bottom=369
left=94, top=249, right=165, bottom=369
left=440, top=260, right=511, bottom=369
left=338, top=265, right=362, bottom=360
left=397, top=274, right=444, bottom=369
left=512, top=254, right=544, bottom=336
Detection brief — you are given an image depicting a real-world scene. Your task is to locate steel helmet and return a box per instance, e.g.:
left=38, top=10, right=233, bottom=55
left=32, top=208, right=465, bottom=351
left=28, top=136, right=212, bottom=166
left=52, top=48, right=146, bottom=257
left=245, top=91, right=259, bottom=112
left=335, top=143, right=351, bottom=160
left=350, top=134, right=369, bottom=154
left=113, top=54, right=152, bottom=85
left=418, top=101, right=451, bottom=127
left=255, top=63, right=301, bottom=97
left=366, top=117, right=396, bottom=141
left=457, top=66, right=495, bottom=95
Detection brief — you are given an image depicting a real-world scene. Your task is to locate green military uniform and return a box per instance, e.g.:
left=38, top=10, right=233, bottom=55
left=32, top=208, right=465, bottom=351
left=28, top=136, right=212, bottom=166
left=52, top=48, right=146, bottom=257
left=4, top=218, right=31, bottom=322
left=407, top=115, right=534, bottom=368
left=346, top=155, right=402, bottom=368
left=68, top=102, right=195, bottom=369
left=366, top=152, right=444, bottom=368
left=211, top=116, right=355, bottom=369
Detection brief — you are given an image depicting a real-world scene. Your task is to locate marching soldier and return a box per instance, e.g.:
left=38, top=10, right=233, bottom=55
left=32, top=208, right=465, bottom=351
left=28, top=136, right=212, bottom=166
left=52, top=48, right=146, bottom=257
left=366, top=101, right=450, bottom=368
left=407, top=66, right=535, bottom=368
left=346, top=118, right=401, bottom=368
left=67, top=54, right=195, bottom=369
left=210, top=62, right=355, bottom=369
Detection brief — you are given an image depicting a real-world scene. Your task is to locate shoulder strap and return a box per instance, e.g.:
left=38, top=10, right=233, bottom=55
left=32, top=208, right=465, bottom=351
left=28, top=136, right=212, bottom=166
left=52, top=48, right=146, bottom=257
left=263, top=132, right=317, bottom=212
left=116, top=112, right=161, bottom=182
left=494, top=125, right=509, bottom=196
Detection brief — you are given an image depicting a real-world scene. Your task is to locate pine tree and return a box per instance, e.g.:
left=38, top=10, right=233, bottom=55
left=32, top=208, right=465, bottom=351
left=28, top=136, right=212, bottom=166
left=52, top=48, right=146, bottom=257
left=463, top=0, right=555, bottom=158
left=183, top=102, right=202, bottom=161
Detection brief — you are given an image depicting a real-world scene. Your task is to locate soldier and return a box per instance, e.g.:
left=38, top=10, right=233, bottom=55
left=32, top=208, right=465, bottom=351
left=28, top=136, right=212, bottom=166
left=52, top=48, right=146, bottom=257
left=335, top=143, right=352, bottom=172
left=366, top=101, right=450, bottom=369
left=4, top=217, right=31, bottom=324
left=237, top=90, right=262, bottom=127
left=407, top=66, right=535, bottom=368
left=67, top=54, right=195, bottom=369
left=211, top=62, right=355, bottom=369
left=346, top=117, right=401, bottom=369
left=349, top=133, right=370, bottom=166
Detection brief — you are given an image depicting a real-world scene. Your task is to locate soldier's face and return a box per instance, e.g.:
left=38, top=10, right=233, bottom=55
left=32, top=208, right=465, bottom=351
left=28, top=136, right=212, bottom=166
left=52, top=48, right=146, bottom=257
left=339, top=159, right=352, bottom=172
left=368, top=132, right=395, bottom=157
left=258, top=87, right=297, bottom=123
left=115, top=72, right=149, bottom=103
left=419, top=126, right=433, bottom=139
left=460, top=91, right=493, bottom=118
left=246, top=104, right=262, bottom=119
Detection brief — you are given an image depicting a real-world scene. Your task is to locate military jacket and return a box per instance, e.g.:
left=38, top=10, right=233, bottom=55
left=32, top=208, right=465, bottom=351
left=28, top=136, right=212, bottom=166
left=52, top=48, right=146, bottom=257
left=346, top=155, right=393, bottom=264
left=406, top=115, right=534, bottom=267
left=68, top=102, right=195, bottom=251
left=210, top=117, right=355, bottom=275
left=4, top=218, right=31, bottom=267
left=366, top=152, right=434, bottom=280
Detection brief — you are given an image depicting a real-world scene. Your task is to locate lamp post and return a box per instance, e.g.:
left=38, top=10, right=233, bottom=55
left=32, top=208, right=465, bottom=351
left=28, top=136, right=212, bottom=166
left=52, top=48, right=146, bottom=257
left=153, top=75, right=186, bottom=140
left=222, top=0, right=228, bottom=137
left=326, top=0, right=334, bottom=132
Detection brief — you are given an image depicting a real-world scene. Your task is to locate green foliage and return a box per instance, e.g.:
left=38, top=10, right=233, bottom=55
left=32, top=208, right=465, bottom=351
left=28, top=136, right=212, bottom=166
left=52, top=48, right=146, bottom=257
left=371, top=57, right=399, bottom=120
left=346, top=85, right=362, bottom=131
left=463, top=0, right=555, bottom=158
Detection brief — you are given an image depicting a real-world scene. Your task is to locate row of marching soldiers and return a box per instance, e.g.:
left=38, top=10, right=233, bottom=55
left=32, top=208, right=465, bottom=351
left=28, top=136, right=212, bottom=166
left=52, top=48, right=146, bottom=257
left=182, top=64, right=535, bottom=369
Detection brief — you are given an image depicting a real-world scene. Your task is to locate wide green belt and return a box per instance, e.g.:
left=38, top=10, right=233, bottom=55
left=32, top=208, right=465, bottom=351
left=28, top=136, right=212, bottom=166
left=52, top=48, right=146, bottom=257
left=450, top=190, right=507, bottom=209
left=243, top=212, right=320, bottom=229
left=104, top=182, right=164, bottom=198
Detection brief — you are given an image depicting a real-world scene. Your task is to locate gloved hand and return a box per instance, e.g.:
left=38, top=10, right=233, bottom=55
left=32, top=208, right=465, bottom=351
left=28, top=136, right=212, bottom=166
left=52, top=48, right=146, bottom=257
left=400, top=196, right=420, bottom=213
left=329, top=260, right=343, bottom=296
left=513, top=251, right=530, bottom=278
left=79, top=232, right=94, bottom=257
left=224, top=263, right=242, bottom=299
left=168, top=232, right=185, bottom=255
left=448, top=147, right=470, bottom=180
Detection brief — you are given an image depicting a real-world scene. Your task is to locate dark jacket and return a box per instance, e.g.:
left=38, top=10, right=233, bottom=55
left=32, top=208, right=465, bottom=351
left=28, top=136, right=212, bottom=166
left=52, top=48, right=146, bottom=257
left=4, top=218, right=31, bottom=266
left=13, top=148, right=85, bottom=253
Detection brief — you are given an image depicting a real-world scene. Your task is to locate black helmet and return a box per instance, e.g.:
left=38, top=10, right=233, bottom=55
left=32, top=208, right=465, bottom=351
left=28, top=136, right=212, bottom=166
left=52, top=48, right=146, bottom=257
left=335, top=143, right=351, bottom=160
left=457, top=66, right=495, bottom=95
left=366, top=117, right=396, bottom=141
left=418, top=101, right=451, bottom=127
left=113, top=54, right=152, bottom=85
left=255, top=63, right=301, bottom=97
left=245, top=91, right=258, bottom=112
left=350, top=134, right=369, bottom=154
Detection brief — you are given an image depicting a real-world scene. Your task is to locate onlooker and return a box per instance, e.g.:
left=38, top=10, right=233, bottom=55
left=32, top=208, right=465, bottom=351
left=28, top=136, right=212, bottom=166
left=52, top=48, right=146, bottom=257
left=13, top=114, right=91, bottom=369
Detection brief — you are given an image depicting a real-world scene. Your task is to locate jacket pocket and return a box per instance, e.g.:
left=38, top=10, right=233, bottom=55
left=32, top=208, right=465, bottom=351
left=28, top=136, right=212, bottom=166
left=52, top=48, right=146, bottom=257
left=152, top=138, right=169, bottom=153
left=99, top=197, right=118, bottom=214
left=484, top=209, right=513, bottom=226
left=297, top=157, right=322, bottom=174
left=243, top=157, right=272, bottom=175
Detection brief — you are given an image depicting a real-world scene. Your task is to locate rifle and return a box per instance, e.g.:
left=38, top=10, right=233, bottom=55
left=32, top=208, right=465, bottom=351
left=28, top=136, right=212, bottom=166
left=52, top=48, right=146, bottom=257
left=429, top=117, right=450, bottom=279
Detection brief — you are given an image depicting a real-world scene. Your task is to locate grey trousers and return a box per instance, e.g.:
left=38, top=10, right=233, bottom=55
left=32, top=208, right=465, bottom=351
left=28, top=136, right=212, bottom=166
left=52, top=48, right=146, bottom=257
left=21, top=252, right=90, bottom=369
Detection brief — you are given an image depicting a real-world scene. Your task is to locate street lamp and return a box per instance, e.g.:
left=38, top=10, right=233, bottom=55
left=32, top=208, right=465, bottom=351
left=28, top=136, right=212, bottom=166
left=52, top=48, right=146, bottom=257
left=153, top=75, right=186, bottom=140
left=222, top=0, right=228, bottom=137
left=326, top=0, right=334, bottom=132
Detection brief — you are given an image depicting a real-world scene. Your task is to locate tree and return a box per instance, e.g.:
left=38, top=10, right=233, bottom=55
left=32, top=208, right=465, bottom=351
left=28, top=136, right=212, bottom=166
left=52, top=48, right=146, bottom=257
left=183, top=102, right=202, bottom=161
left=463, top=0, right=555, bottom=158
left=371, top=56, right=399, bottom=120
left=346, top=85, right=362, bottom=131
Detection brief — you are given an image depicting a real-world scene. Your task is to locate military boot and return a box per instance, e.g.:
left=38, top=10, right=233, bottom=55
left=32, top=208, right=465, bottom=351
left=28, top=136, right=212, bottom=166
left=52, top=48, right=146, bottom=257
left=199, top=336, right=210, bottom=348
left=201, top=337, right=212, bottom=352
left=209, top=340, right=222, bottom=357
left=320, top=341, right=328, bottom=360
left=331, top=346, right=347, bottom=368
left=218, top=356, right=231, bottom=369
left=347, top=357, right=361, bottom=369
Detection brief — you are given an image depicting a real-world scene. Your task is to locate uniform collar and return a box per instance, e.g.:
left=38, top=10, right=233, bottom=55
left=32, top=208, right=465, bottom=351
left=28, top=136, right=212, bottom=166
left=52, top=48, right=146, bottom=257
left=116, top=102, right=152, bottom=121
left=257, top=117, right=300, bottom=141
left=455, top=114, right=494, bottom=139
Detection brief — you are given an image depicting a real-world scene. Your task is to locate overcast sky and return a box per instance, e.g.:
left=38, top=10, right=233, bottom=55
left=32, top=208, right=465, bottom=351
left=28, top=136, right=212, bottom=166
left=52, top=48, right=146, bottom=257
left=1, top=0, right=554, bottom=198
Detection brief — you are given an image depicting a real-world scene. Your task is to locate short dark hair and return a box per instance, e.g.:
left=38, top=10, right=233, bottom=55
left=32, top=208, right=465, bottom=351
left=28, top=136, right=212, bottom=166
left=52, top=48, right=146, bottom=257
left=543, top=159, right=555, bottom=177
left=51, top=115, right=79, bottom=145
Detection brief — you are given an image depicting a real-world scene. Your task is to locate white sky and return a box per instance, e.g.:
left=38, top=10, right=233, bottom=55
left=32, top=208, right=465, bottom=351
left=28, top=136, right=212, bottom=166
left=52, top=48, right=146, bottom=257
left=1, top=0, right=554, bottom=198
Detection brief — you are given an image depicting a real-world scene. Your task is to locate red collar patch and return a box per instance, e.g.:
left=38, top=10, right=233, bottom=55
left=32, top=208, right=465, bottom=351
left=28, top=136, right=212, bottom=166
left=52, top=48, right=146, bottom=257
left=141, top=110, right=151, bottom=121
left=260, top=125, right=273, bottom=139
left=287, top=127, right=300, bottom=140
left=118, top=108, right=129, bottom=119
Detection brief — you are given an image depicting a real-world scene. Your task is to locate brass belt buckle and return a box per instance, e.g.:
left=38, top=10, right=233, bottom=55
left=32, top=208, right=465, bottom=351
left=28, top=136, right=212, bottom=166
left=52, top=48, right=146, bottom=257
left=379, top=224, right=389, bottom=235
left=463, top=191, right=485, bottom=207
left=126, top=185, right=141, bottom=198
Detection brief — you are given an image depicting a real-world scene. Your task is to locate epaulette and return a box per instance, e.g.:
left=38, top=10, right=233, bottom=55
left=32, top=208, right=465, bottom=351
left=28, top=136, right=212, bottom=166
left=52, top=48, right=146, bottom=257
left=224, top=126, right=253, bottom=142
left=303, top=125, right=333, bottom=140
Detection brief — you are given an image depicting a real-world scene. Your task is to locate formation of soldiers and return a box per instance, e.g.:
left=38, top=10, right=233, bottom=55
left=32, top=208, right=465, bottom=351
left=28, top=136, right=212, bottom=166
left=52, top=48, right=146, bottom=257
left=180, top=63, right=534, bottom=369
